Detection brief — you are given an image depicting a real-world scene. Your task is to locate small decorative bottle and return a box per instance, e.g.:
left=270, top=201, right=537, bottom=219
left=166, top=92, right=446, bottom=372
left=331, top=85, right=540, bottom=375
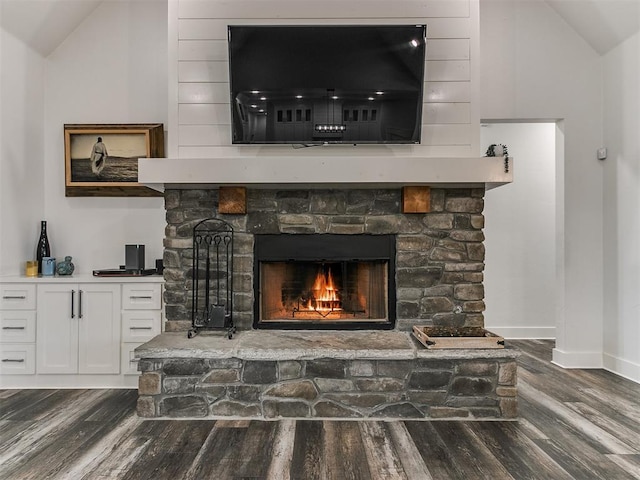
left=35, top=221, right=51, bottom=275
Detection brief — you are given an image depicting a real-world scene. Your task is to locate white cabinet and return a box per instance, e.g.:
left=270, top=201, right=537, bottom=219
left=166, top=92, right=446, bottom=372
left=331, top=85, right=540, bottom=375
left=0, top=276, right=163, bottom=386
left=37, top=283, right=121, bottom=374
left=121, top=283, right=162, bottom=375
left=0, top=284, right=36, bottom=374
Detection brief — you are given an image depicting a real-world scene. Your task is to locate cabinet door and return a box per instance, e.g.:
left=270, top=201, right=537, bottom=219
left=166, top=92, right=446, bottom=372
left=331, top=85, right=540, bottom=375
left=37, top=284, right=78, bottom=374
left=78, top=284, right=121, bottom=374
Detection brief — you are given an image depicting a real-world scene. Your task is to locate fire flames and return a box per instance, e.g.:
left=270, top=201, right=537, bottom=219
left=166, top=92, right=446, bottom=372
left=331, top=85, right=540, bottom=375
left=306, top=267, right=342, bottom=312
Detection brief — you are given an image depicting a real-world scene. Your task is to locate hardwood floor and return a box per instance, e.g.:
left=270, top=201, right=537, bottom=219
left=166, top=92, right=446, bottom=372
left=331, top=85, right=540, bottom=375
left=1, top=340, right=640, bottom=479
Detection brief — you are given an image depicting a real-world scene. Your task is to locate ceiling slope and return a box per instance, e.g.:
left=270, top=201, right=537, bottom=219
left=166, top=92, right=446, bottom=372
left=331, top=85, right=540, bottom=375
left=544, top=0, right=640, bottom=54
left=0, top=0, right=103, bottom=57
left=1, top=0, right=638, bottom=58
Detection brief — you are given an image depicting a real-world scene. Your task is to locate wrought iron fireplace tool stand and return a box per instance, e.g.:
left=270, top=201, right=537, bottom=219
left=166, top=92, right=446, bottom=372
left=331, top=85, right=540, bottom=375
left=188, top=218, right=236, bottom=339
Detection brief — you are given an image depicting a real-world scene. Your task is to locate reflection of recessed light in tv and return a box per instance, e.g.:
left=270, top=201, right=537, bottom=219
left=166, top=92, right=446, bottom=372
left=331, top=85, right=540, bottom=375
left=228, top=25, right=426, bottom=145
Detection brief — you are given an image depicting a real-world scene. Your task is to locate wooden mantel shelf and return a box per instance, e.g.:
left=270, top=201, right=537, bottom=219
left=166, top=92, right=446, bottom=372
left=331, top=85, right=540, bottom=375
left=138, top=156, right=513, bottom=192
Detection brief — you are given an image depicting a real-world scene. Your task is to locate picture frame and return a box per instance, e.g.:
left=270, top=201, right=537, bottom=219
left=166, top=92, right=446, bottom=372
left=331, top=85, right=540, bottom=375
left=64, top=123, right=165, bottom=197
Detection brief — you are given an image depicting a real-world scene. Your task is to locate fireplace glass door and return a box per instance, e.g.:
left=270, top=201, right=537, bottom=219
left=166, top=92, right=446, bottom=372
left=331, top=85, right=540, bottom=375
left=254, top=234, right=395, bottom=330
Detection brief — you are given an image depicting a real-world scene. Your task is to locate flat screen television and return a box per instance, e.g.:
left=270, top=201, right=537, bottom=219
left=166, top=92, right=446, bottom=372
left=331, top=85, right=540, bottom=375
left=228, top=25, right=427, bottom=145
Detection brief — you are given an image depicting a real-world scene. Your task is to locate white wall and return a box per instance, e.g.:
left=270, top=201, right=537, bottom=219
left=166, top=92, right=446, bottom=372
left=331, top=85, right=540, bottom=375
left=602, top=31, right=640, bottom=382
left=170, top=0, right=481, bottom=159
left=483, top=122, right=556, bottom=339
left=37, top=0, right=168, bottom=275
left=480, top=0, right=604, bottom=367
left=0, top=28, right=45, bottom=274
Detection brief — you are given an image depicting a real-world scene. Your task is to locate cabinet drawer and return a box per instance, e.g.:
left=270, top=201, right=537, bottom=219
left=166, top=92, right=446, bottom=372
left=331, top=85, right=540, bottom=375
left=0, top=284, right=36, bottom=310
left=0, top=311, right=36, bottom=343
left=121, top=343, right=141, bottom=375
left=122, top=311, right=161, bottom=342
left=0, top=344, right=36, bottom=374
left=122, top=284, right=161, bottom=310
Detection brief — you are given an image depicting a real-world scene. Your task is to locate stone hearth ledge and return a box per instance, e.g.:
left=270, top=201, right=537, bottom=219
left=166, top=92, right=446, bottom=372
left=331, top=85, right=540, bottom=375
left=135, top=331, right=520, bottom=419
left=135, top=330, right=521, bottom=361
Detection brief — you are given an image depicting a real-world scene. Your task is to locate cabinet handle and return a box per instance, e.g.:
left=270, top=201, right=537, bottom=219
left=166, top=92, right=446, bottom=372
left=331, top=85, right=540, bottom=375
left=129, top=295, right=153, bottom=300
left=2, top=295, right=26, bottom=300
left=71, top=290, right=75, bottom=319
left=2, top=358, right=25, bottom=363
left=130, top=326, right=153, bottom=330
left=79, top=290, right=83, bottom=319
left=2, top=326, right=25, bottom=330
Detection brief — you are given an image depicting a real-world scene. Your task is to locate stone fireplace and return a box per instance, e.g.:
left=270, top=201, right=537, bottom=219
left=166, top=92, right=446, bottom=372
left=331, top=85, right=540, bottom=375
left=135, top=185, right=519, bottom=420
left=162, top=187, right=486, bottom=334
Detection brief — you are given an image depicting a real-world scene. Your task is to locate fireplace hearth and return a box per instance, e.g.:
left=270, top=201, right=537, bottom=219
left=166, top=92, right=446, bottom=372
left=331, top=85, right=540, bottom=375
left=254, top=234, right=395, bottom=329
left=135, top=186, right=519, bottom=420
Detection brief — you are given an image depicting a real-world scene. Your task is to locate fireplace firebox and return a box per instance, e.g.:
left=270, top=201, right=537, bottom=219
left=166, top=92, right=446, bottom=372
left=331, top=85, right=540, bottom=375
left=254, top=234, right=396, bottom=329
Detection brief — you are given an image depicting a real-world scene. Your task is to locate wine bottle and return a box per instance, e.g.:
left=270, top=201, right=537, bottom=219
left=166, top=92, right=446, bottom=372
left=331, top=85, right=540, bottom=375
left=36, top=221, right=51, bottom=275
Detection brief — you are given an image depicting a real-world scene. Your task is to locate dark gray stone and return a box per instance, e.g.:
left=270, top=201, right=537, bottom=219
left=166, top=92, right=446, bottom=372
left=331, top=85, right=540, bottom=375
left=159, top=395, right=208, bottom=417
left=276, top=198, right=310, bottom=214
left=325, top=393, right=388, bottom=408
left=407, top=391, right=448, bottom=405
left=349, top=360, right=375, bottom=377
left=429, top=247, right=466, bottom=262
left=163, top=358, right=209, bottom=375
left=313, top=400, right=363, bottom=418
left=263, top=400, right=310, bottom=418
left=202, top=369, right=239, bottom=384
left=397, top=301, right=420, bottom=318
left=243, top=361, right=278, bottom=384
left=227, top=385, right=262, bottom=402
left=377, top=360, right=413, bottom=379
left=207, top=358, right=243, bottom=369
left=397, top=251, right=432, bottom=268
left=355, top=377, right=405, bottom=392
left=446, top=396, right=498, bottom=407
left=138, top=359, right=163, bottom=373
left=246, top=211, right=279, bottom=234
left=396, top=267, right=442, bottom=288
left=164, top=376, right=199, bottom=394
left=195, top=385, right=226, bottom=399
left=451, top=377, right=494, bottom=396
left=456, top=361, right=497, bottom=376
left=310, top=192, right=346, bottom=214
left=420, top=297, right=454, bottom=314
left=468, top=407, right=502, bottom=418
left=210, top=400, right=261, bottom=417
left=306, top=359, right=347, bottom=379
left=264, top=380, right=318, bottom=400
left=314, top=378, right=355, bottom=392
left=408, top=371, right=452, bottom=389
left=278, top=360, right=303, bottom=380
left=371, top=402, right=424, bottom=418
left=454, top=284, right=485, bottom=301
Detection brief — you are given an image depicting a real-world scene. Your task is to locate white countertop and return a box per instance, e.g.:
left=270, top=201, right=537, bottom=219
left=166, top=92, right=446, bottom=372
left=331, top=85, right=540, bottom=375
left=0, top=274, right=165, bottom=283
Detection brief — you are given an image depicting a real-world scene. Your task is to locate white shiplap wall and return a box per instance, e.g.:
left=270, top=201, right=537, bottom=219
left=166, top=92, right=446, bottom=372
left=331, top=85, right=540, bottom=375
left=169, top=0, right=479, bottom=158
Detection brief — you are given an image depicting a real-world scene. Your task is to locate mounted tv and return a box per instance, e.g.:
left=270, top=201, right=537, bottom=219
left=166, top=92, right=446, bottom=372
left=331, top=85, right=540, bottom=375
left=228, top=25, right=426, bottom=145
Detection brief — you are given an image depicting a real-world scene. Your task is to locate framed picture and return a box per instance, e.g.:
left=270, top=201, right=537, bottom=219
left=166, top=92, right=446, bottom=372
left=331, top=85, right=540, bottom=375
left=64, top=123, right=165, bottom=197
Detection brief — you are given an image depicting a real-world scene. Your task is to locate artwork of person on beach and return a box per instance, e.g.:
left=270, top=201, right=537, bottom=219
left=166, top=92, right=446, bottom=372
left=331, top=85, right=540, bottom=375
left=68, top=132, right=147, bottom=183
left=90, top=137, right=108, bottom=177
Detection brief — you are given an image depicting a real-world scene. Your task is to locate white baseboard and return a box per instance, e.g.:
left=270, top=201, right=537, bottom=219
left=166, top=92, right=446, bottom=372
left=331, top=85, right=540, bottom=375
left=485, top=326, right=556, bottom=339
left=552, top=348, right=603, bottom=368
left=603, top=353, right=640, bottom=384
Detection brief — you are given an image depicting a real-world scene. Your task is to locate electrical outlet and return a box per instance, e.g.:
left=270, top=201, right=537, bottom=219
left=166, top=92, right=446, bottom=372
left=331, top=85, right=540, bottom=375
left=597, top=147, right=607, bottom=160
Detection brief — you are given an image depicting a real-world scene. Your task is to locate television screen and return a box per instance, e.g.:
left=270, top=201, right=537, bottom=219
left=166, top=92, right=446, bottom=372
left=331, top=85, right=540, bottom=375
left=228, top=25, right=426, bottom=145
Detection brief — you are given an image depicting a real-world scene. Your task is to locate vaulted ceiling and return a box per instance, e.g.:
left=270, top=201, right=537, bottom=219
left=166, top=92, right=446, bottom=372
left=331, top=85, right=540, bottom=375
left=1, top=0, right=639, bottom=57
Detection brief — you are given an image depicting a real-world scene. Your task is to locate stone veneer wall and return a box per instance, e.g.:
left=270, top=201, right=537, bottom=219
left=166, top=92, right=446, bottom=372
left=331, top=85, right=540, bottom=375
left=137, top=354, right=518, bottom=419
left=162, top=188, right=485, bottom=332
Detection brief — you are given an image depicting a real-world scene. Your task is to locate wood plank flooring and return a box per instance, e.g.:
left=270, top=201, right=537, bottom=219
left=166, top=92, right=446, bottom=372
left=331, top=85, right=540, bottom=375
left=1, top=340, right=640, bottom=479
